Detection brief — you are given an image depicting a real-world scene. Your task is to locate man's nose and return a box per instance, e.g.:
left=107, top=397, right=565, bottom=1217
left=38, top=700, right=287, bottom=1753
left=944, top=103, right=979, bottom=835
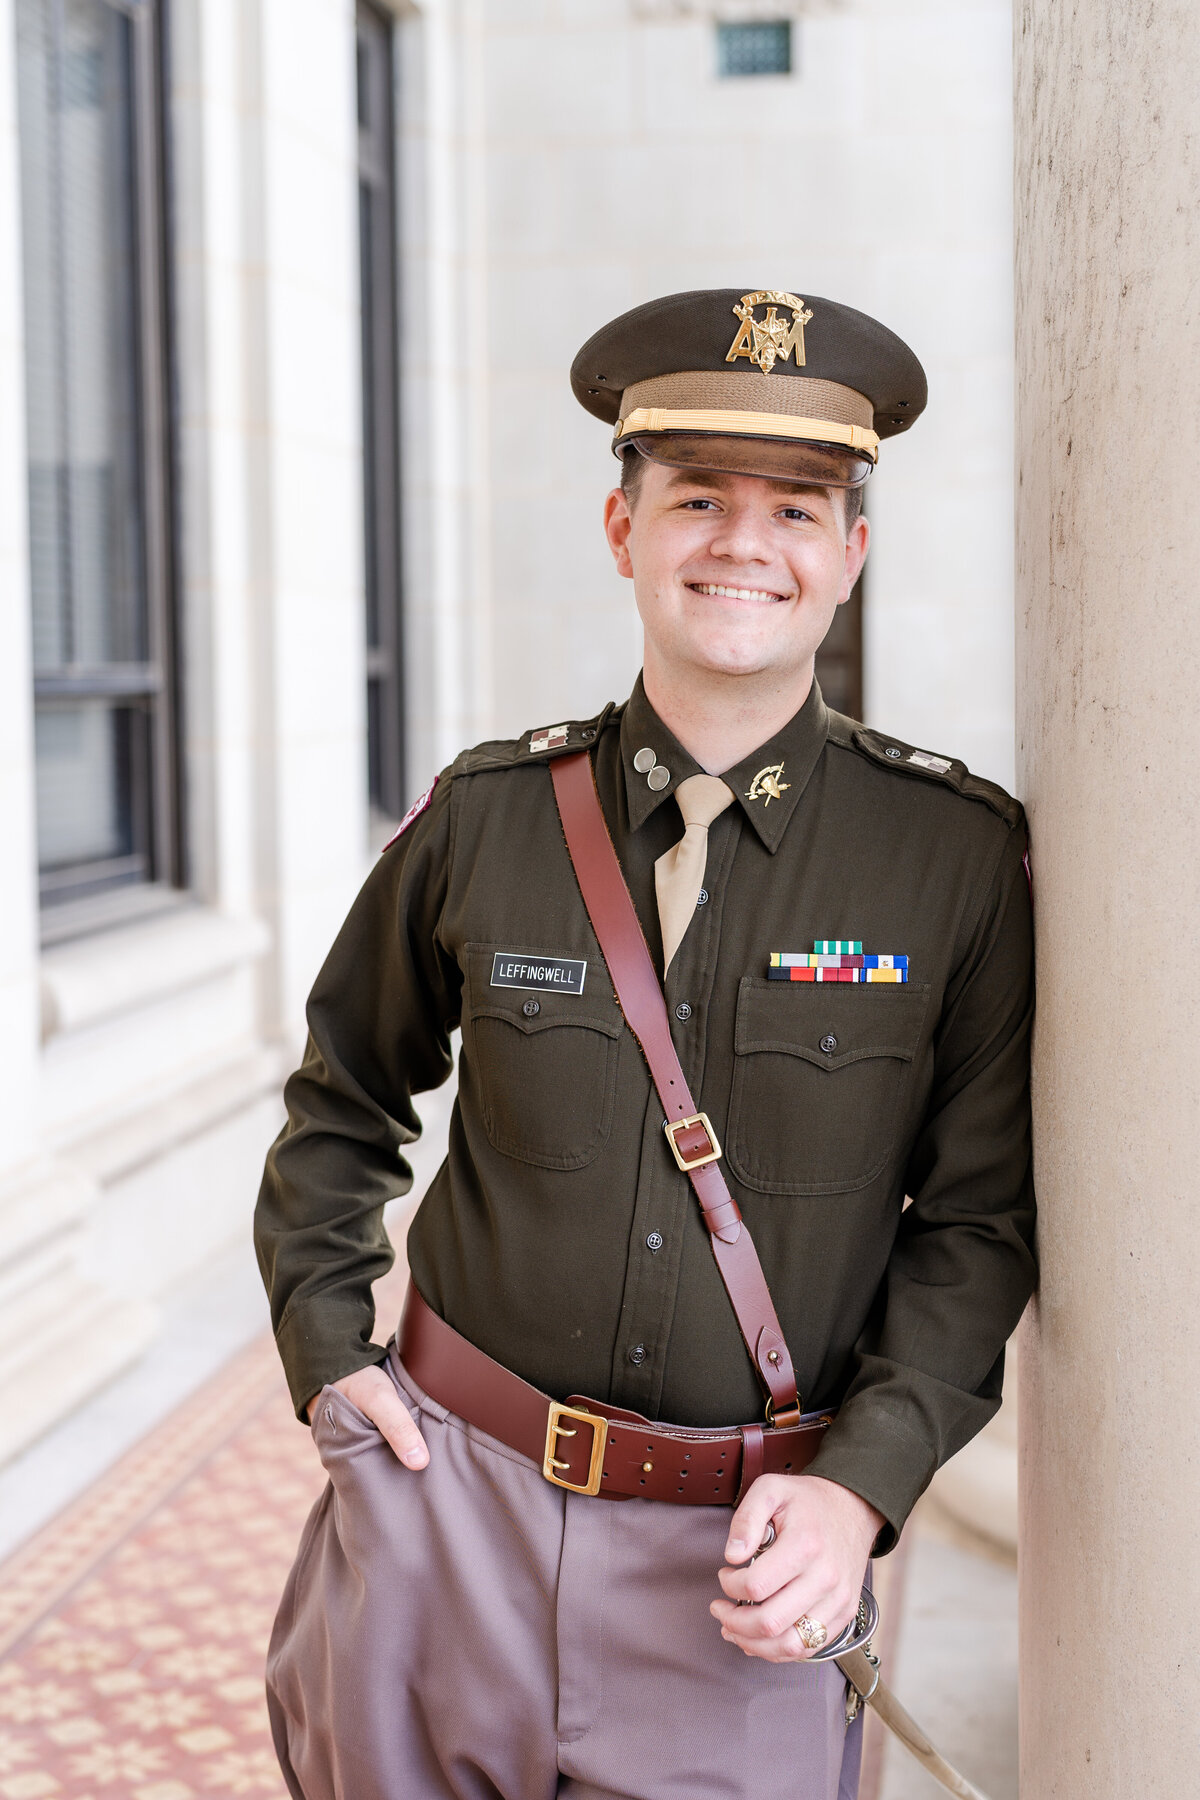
left=707, top=507, right=774, bottom=562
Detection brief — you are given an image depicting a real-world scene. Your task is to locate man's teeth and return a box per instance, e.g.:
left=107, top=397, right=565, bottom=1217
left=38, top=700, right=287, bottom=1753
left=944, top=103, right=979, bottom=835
left=690, top=583, right=782, bottom=603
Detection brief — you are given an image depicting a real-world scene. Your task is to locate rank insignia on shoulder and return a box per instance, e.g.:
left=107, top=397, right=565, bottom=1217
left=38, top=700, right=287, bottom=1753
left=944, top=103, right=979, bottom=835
left=382, top=776, right=438, bottom=851
left=907, top=749, right=954, bottom=775
left=530, top=724, right=570, bottom=754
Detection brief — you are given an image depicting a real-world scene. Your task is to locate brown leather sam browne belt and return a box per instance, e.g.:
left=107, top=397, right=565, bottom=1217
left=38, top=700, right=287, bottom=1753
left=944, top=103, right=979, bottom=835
left=549, top=751, right=803, bottom=1429
left=400, top=1284, right=833, bottom=1506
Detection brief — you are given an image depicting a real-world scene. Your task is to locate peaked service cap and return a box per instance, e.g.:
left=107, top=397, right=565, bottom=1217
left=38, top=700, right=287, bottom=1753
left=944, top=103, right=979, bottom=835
left=570, top=288, right=927, bottom=487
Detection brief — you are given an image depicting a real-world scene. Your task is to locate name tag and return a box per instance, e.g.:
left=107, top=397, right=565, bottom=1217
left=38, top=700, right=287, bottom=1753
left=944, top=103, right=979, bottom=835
left=490, top=952, right=587, bottom=995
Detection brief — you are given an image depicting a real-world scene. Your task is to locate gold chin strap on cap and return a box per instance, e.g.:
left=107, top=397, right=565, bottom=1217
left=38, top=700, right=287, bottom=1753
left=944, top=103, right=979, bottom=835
left=654, top=774, right=735, bottom=973
left=616, top=407, right=880, bottom=462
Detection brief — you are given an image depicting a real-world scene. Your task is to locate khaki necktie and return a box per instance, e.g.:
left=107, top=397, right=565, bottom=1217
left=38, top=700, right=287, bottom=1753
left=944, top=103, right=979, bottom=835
left=654, top=774, right=735, bottom=973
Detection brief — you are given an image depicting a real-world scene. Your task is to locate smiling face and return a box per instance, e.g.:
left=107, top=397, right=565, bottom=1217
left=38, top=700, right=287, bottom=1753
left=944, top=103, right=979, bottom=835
left=603, top=459, right=869, bottom=695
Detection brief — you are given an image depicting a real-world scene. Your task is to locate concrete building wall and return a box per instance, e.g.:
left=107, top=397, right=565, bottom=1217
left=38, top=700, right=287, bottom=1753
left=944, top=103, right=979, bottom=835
left=1015, top=1, right=1200, bottom=1791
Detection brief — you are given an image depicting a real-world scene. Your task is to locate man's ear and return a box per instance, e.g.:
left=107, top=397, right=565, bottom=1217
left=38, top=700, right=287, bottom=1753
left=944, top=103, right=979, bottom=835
left=836, top=513, right=870, bottom=606
left=604, top=487, right=635, bottom=579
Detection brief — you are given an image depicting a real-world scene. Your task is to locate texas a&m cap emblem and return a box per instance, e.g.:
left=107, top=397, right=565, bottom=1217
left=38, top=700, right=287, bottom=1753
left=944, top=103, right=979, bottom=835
left=726, top=291, right=814, bottom=375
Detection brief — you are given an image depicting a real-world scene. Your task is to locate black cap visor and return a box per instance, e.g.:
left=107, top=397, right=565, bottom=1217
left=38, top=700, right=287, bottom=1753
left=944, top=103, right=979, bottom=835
left=623, top=432, right=873, bottom=489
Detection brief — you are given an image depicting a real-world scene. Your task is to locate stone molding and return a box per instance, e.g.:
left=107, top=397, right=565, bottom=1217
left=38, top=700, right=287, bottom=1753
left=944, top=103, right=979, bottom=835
left=39, top=909, right=270, bottom=1044
left=0, top=1161, right=160, bottom=1468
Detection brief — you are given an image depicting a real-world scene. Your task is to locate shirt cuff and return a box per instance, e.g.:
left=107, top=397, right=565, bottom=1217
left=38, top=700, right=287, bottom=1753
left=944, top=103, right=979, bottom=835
left=803, top=1402, right=939, bottom=1555
left=274, top=1291, right=391, bottom=1421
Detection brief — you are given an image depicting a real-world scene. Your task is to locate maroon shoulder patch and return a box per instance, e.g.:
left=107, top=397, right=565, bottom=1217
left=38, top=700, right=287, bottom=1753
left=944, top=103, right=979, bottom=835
left=382, top=776, right=438, bottom=852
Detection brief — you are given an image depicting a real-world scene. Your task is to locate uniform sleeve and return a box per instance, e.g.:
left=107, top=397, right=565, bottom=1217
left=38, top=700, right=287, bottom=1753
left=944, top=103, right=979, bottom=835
left=254, top=773, right=461, bottom=1417
left=806, top=819, right=1037, bottom=1550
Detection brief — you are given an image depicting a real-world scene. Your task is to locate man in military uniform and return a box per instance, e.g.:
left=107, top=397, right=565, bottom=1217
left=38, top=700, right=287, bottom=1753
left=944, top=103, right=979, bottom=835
left=256, top=290, right=1036, bottom=1800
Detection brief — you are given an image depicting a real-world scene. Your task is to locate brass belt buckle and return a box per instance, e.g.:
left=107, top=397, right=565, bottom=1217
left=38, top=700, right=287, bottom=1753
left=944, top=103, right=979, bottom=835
left=664, top=1111, right=722, bottom=1172
left=543, top=1402, right=606, bottom=1496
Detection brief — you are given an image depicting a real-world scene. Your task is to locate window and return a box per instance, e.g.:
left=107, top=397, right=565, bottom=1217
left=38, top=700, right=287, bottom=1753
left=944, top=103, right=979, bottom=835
left=815, top=561, right=864, bottom=721
left=357, top=0, right=406, bottom=822
left=16, top=0, right=179, bottom=930
left=716, top=20, right=792, bottom=78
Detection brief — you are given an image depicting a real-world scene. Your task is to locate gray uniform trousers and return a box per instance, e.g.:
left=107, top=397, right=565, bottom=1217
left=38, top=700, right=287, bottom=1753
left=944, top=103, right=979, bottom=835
left=266, top=1344, right=865, bottom=1800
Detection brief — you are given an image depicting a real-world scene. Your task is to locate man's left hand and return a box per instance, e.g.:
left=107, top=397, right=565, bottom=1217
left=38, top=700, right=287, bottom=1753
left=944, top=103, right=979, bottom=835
left=710, top=1475, right=885, bottom=1662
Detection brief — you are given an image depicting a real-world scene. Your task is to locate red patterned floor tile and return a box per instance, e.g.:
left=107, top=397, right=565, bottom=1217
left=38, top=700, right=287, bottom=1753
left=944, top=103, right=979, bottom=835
left=0, top=1336, right=326, bottom=1798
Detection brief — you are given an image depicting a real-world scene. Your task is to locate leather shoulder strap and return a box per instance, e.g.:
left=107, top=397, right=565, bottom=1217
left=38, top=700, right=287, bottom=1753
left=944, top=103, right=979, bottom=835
left=550, top=750, right=801, bottom=1423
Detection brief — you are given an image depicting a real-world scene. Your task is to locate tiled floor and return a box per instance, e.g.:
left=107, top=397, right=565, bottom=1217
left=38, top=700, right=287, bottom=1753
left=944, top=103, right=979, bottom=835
left=0, top=1334, right=318, bottom=1798
left=0, top=1240, right=272, bottom=1568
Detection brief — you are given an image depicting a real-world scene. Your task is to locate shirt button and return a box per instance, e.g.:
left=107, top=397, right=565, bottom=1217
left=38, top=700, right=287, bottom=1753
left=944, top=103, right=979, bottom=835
left=523, top=999, right=541, bottom=1017
left=820, top=1033, right=838, bottom=1054
left=646, top=1231, right=663, bottom=1252
left=696, top=888, right=709, bottom=906
left=675, top=1001, right=693, bottom=1022
left=885, top=746, right=902, bottom=760
left=628, top=1343, right=647, bottom=1365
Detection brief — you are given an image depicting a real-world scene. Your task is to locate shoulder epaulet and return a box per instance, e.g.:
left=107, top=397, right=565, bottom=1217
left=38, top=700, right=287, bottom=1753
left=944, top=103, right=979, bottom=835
left=824, top=709, right=1023, bottom=829
left=452, top=702, right=617, bottom=777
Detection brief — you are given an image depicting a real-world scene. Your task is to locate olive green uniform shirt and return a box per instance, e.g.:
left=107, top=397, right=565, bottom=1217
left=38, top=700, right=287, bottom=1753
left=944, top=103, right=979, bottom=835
left=255, top=677, right=1036, bottom=1548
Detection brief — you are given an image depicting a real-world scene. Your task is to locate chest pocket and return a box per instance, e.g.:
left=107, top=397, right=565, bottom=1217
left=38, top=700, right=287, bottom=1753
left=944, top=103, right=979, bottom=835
left=462, top=945, right=623, bottom=1170
left=725, top=978, right=930, bottom=1195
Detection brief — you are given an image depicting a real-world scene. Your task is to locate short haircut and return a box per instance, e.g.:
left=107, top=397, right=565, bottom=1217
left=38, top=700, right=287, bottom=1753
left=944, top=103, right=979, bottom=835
left=618, top=448, right=864, bottom=537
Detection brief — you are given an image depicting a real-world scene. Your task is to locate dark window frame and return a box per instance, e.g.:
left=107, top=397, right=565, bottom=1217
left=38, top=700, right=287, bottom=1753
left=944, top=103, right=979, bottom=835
left=814, top=511, right=865, bottom=722
left=814, top=574, right=864, bottom=723
left=18, top=0, right=182, bottom=940
left=356, top=0, right=406, bottom=822
left=715, top=20, right=794, bottom=80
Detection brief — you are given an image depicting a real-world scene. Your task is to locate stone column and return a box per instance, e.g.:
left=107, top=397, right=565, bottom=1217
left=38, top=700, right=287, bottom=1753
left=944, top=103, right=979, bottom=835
left=1015, top=4, right=1200, bottom=1794
left=239, top=0, right=371, bottom=1038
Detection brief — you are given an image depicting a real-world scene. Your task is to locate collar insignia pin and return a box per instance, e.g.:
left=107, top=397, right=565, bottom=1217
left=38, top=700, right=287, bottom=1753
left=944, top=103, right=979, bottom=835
left=746, top=762, right=790, bottom=806
left=726, top=291, right=814, bottom=375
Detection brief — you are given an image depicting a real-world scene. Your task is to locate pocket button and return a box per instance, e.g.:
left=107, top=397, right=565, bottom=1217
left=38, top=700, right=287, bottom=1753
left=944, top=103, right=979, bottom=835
left=522, top=999, right=541, bottom=1017
left=819, top=1033, right=838, bottom=1055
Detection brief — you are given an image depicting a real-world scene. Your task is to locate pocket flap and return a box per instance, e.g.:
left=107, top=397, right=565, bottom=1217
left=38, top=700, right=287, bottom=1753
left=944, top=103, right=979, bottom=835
left=734, top=977, right=929, bottom=1070
left=465, top=943, right=622, bottom=1038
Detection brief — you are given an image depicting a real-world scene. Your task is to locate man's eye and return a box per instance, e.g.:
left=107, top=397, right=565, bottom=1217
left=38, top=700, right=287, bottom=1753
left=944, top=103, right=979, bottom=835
left=681, top=497, right=719, bottom=510
left=779, top=507, right=814, bottom=522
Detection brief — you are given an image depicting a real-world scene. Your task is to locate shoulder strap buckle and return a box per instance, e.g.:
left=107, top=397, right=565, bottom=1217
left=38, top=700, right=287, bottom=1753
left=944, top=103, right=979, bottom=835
left=664, top=1111, right=722, bottom=1171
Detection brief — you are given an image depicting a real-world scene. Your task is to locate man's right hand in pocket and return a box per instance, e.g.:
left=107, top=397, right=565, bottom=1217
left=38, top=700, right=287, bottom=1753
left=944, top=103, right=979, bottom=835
left=306, top=1364, right=430, bottom=1469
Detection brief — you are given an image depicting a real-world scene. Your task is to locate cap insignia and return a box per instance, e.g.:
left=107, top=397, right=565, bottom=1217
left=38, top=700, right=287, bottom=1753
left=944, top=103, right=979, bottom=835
left=746, top=762, right=790, bottom=806
left=726, top=292, right=813, bottom=375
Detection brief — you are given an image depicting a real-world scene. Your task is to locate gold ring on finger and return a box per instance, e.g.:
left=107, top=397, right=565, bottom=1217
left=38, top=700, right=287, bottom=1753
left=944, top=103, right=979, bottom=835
left=795, top=1615, right=828, bottom=1651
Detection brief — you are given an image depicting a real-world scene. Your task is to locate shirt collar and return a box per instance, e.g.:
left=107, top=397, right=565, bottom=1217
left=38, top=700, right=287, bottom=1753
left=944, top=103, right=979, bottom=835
left=618, top=672, right=829, bottom=853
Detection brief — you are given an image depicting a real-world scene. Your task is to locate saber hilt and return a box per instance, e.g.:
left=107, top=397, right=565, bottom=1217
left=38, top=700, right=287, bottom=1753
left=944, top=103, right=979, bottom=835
left=739, top=1524, right=993, bottom=1800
